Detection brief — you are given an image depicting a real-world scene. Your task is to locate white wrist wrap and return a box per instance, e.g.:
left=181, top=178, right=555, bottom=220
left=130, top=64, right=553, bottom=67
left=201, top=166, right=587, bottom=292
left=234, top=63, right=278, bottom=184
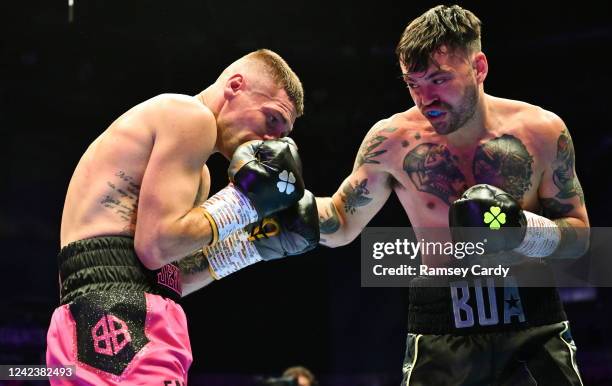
left=204, top=228, right=262, bottom=279
left=201, top=184, right=259, bottom=243
left=513, top=211, right=561, bottom=258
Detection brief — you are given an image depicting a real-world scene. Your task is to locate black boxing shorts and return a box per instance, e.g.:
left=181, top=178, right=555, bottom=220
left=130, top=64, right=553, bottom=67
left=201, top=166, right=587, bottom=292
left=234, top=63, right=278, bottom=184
left=400, top=276, right=582, bottom=385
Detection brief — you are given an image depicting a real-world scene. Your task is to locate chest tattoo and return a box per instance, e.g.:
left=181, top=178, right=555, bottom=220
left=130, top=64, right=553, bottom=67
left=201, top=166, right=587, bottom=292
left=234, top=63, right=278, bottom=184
left=403, top=134, right=534, bottom=204
left=473, top=134, right=533, bottom=201
left=403, top=143, right=468, bottom=205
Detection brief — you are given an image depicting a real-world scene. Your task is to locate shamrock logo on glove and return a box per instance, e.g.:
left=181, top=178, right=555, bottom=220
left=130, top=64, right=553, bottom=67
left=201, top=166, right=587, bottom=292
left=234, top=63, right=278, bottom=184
left=277, top=170, right=296, bottom=194
left=484, top=206, right=506, bottom=230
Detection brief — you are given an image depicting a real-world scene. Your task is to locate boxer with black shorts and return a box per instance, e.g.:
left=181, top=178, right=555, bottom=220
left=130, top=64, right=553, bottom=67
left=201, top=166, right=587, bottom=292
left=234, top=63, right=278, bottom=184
left=47, top=49, right=320, bottom=385
left=316, top=6, right=588, bottom=385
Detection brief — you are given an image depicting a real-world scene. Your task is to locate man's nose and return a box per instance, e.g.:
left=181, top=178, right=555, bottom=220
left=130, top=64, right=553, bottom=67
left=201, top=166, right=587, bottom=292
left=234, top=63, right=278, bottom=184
left=416, top=88, right=439, bottom=107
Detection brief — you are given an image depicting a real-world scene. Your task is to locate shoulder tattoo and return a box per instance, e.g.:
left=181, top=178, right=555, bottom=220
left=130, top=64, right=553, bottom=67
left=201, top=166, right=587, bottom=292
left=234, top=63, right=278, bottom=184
left=355, top=127, right=397, bottom=168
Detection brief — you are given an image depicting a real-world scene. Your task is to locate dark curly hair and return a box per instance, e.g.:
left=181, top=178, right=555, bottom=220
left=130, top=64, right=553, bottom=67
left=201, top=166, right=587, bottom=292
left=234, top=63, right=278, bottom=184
left=396, top=5, right=482, bottom=72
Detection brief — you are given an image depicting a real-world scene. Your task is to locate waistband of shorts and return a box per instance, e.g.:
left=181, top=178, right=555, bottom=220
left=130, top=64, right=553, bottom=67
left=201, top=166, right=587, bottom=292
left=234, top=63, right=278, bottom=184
left=406, top=276, right=566, bottom=335
left=58, top=236, right=182, bottom=304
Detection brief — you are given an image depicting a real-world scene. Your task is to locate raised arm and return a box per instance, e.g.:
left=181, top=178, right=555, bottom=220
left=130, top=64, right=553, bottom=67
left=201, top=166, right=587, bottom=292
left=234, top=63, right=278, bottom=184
left=316, top=120, right=396, bottom=247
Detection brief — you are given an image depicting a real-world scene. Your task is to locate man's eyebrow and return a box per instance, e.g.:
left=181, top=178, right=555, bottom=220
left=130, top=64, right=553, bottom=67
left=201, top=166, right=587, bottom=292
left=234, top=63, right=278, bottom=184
left=404, top=69, right=450, bottom=81
left=278, top=111, right=292, bottom=127
left=265, top=106, right=289, bottom=124
left=278, top=111, right=289, bottom=124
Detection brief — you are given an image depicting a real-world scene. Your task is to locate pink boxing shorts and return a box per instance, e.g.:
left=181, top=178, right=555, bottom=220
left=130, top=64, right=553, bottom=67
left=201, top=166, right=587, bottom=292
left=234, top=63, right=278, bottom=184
left=47, top=292, right=192, bottom=385
left=47, top=236, right=192, bottom=385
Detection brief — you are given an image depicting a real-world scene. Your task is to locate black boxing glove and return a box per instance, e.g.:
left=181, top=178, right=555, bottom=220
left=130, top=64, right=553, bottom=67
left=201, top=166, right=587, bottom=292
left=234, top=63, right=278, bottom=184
left=202, top=138, right=305, bottom=244
left=229, top=137, right=305, bottom=215
left=246, top=190, right=319, bottom=260
left=449, top=184, right=561, bottom=257
left=449, top=184, right=527, bottom=253
left=204, top=190, right=319, bottom=279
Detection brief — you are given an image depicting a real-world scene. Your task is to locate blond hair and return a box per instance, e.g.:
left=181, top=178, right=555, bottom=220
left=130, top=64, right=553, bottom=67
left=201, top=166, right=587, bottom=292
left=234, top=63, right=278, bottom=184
left=240, top=49, right=305, bottom=117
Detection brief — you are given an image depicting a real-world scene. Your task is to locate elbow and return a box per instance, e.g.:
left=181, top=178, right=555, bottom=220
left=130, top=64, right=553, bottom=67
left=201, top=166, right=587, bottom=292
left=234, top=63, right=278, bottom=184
left=135, top=216, right=205, bottom=269
left=320, top=229, right=357, bottom=248
left=560, top=241, right=589, bottom=260
left=324, top=238, right=351, bottom=249
left=576, top=233, right=591, bottom=258
left=571, top=225, right=591, bottom=259
left=554, top=226, right=591, bottom=259
left=134, top=231, right=173, bottom=270
left=134, top=239, right=166, bottom=270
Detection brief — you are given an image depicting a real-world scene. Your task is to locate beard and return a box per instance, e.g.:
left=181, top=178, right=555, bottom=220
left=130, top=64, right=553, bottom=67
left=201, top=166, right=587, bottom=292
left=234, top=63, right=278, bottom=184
left=431, top=84, right=479, bottom=135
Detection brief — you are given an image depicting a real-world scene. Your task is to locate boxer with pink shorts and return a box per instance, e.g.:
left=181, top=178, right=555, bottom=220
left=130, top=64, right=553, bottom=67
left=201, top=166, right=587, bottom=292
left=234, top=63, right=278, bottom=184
left=46, top=237, right=192, bottom=385
left=50, top=52, right=309, bottom=384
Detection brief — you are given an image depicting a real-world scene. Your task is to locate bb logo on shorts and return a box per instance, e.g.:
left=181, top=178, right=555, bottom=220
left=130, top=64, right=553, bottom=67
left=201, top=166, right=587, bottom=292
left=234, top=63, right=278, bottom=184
left=92, top=314, right=132, bottom=356
left=70, top=291, right=149, bottom=376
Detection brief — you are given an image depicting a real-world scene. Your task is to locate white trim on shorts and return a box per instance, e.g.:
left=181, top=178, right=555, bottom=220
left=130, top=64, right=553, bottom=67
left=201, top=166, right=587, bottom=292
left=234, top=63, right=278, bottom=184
left=403, top=334, right=422, bottom=385
left=559, top=321, right=584, bottom=386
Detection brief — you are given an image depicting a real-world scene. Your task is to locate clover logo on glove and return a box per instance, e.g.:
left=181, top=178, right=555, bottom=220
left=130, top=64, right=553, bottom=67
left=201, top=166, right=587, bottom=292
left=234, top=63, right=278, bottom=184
left=277, top=170, right=296, bottom=194
left=483, top=206, right=506, bottom=230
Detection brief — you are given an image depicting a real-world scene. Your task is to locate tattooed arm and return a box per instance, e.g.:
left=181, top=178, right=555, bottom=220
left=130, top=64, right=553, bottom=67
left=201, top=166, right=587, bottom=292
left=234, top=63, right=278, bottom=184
left=316, top=120, right=395, bottom=247
left=171, top=165, right=214, bottom=297
left=175, top=250, right=214, bottom=296
left=537, top=114, right=590, bottom=258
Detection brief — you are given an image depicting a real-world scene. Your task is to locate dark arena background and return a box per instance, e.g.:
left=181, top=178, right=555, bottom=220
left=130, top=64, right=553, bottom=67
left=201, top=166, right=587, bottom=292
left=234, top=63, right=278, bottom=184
left=2, top=1, right=611, bottom=385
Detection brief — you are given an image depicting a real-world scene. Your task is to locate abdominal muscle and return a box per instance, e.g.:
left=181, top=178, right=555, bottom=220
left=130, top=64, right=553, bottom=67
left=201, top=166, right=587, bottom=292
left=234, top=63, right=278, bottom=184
left=394, top=184, right=458, bottom=267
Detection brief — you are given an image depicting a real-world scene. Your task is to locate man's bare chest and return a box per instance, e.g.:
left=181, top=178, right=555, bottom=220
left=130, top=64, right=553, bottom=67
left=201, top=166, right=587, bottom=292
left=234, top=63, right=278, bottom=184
left=391, top=133, right=539, bottom=206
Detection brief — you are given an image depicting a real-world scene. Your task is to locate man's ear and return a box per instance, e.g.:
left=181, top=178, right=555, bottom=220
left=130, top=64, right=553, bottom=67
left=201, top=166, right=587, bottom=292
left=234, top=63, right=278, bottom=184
left=224, top=73, right=245, bottom=99
left=473, top=52, right=488, bottom=84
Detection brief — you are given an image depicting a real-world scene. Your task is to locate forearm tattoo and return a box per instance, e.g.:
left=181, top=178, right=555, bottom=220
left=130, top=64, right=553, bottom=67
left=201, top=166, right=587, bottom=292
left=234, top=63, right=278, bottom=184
left=100, top=170, right=140, bottom=233
left=355, top=127, right=397, bottom=168
left=177, top=250, right=210, bottom=275
left=553, top=127, right=585, bottom=204
left=541, top=200, right=586, bottom=258
left=554, top=218, right=578, bottom=246
left=319, top=201, right=341, bottom=234
left=550, top=217, right=587, bottom=258
left=341, top=179, right=373, bottom=214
